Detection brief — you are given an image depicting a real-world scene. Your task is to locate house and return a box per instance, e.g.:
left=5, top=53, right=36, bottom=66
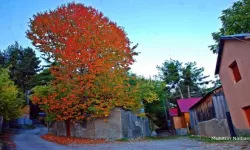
left=168, top=108, right=181, bottom=129
left=177, top=98, right=201, bottom=128
left=168, top=98, right=200, bottom=135
left=215, top=33, right=250, bottom=136
left=52, top=107, right=151, bottom=139
left=189, top=86, right=234, bottom=137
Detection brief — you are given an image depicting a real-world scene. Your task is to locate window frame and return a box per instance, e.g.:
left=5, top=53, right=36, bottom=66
left=229, top=60, right=242, bottom=83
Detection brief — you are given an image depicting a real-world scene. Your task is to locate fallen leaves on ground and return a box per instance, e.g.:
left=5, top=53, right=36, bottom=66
left=41, top=134, right=107, bottom=145
left=0, top=131, right=16, bottom=148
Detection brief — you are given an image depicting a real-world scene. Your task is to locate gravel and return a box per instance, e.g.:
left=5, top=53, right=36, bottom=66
left=13, top=126, right=250, bottom=150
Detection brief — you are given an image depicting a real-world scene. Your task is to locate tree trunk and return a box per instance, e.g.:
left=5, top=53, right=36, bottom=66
left=178, top=86, right=184, bottom=99
left=66, top=119, right=71, bottom=137
left=0, top=116, right=3, bottom=134
left=188, top=85, right=191, bottom=98
left=47, top=122, right=50, bottom=133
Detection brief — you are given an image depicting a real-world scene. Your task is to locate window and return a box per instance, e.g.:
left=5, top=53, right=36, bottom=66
left=243, top=106, right=250, bottom=127
left=229, top=61, right=241, bottom=83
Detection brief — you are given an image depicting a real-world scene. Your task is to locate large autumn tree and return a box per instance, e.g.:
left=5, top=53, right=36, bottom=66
left=28, top=3, right=140, bottom=128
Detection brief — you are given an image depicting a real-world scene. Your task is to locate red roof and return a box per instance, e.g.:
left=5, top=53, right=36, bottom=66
left=177, top=98, right=201, bottom=113
left=169, top=108, right=178, bottom=116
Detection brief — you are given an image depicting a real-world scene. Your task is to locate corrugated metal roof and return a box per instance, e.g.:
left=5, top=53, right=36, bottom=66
left=177, top=97, right=201, bottom=113
left=169, top=108, right=178, bottom=117
left=189, top=85, right=222, bottom=110
left=215, top=33, right=250, bottom=74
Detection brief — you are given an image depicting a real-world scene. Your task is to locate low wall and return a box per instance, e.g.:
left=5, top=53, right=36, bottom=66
left=192, top=118, right=230, bottom=137
left=94, top=108, right=123, bottom=139
left=121, top=109, right=151, bottom=138
left=52, top=108, right=151, bottom=139
left=235, top=128, right=250, bottom=136
left=176, top=128, right=187, bottom=135
left=70, top=120, right=95, bottom=138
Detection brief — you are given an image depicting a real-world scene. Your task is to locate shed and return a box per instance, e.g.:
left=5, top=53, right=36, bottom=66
left=189, top=86, right=232, bottom=137
left=177, top=97, right=201, bottom=127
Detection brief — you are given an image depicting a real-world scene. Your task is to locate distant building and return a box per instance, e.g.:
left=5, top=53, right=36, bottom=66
left=168, top=108, right=179, bottom=129
left=169, top=98, right=200, bottom=135
left=177, top=98, right=201, bottom=128
left=215, top=33, right=250, bottom=135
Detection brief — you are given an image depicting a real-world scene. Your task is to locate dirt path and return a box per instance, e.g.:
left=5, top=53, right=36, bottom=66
left=12, top=126, right=249, bottom=150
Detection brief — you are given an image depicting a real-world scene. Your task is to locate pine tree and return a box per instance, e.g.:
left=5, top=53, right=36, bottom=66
left=2, top=42, right=42, bottom=92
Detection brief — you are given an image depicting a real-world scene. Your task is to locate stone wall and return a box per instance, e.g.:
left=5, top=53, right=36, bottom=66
left=52, top=121, right=67, bottom=136
left=193, top=118, right=230, bottom=137
left=52, top=107, right=151, bottom=139
left=94, top=108, right=123, bottom=139
left=70, top=120, right=95, bottom=138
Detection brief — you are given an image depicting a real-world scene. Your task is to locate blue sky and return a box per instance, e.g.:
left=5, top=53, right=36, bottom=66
left=0, top=0, right=237, bottom=79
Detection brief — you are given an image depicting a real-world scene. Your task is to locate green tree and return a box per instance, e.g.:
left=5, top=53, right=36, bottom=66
left=128, top=74, right=167, bottom=128
left=209, top=0, right=250, bottom=53
left=31, top=85, right=55, bottom=132
left=1, top=42, right=42, bottom=92
left=30, top=69, right=53, bottom=87
left=0, top=67, right=24, bottom=120
left=157, top=59, right=210, bottom=102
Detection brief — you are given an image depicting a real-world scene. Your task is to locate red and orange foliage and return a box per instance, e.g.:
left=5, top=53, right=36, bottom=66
left=27, top=3, right=140, bottom=122
left=41, top=134, right=106, bottom=145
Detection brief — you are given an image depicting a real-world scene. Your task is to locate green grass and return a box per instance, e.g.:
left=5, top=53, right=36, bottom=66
left=144, top=136, right=180, bottom=140
left=188, top=135, right=231, bottom=143
left=25, top=124, right=36, bottom=129
left=116, top=136, right=181, bottom=142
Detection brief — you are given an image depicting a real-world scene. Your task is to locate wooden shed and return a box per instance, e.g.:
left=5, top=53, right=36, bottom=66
left=177, top=98, right=201, bottom=128
left=169, top=98, right=201, bottom=135
left=189, top=86, right=235, bottom=137
left=169, top=108, right=185, bottom=129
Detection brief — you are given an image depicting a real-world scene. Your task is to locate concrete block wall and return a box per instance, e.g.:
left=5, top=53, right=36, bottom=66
left=70, top=120, right=95, bottom=138
left=52, top=107, right=151, bottom=139
left=94, top=108, right=123, bottom=139
left=192, top=118, right=230, bottom=137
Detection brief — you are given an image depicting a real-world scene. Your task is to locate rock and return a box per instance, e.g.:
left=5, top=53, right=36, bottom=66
left=151, top=131, right=157, bottom=137
left=0, top=143, right=3, bottom=150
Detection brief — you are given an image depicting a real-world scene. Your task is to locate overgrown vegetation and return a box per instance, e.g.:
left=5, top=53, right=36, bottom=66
left=0, top=67, right=24, bottom=121
left=209, top=0, right=250, bottom=53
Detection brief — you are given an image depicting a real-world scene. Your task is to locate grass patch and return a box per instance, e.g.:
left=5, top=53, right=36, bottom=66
left=116, top=136, right=180, bottom=142
left=188, top=135, right=231, bottom=143
left=116, top=138, right=129, bottom=142
left=25, top=124, right=36, bottom=129
left=144, top=136, right=180, bottom=140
